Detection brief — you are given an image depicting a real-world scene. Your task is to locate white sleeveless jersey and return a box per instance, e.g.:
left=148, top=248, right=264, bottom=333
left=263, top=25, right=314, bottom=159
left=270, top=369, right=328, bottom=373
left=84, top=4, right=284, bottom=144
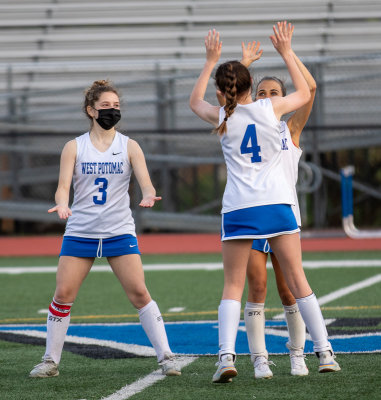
left=64, top=131, right=136, bottom=238
left=220, top=98, right=295, bottom=213
left=280, top=121, right=302, bottom=226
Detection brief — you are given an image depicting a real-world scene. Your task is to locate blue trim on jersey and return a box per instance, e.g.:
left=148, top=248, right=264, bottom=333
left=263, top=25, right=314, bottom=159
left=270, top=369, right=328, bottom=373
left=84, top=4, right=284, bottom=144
left=252, top=239, right=272, bottom=253
left=60, top=234, right=140, bottom=257
left=221, top=204, right=299, bottom=241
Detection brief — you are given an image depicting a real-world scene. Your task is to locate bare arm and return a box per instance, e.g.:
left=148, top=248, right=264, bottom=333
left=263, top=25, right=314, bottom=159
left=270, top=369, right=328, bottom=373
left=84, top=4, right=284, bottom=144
left=189, top=29, right=221, bottom=126
left=287, top=50, right=317, bottom=146
left=269, top=22, right=311, bottom=120
left=48, top=140, right=76, bottom=219
left=128, top=139, right=161, bottom=208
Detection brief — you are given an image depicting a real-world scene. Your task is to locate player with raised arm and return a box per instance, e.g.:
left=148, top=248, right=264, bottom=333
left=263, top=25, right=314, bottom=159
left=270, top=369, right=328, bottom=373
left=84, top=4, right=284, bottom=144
left=239, top=31, right=318, bottom=379
left=189, top=21, right=340, bottom=384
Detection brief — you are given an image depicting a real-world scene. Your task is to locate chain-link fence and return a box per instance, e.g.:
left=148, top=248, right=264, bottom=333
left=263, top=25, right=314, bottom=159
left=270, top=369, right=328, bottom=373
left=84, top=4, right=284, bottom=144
left=0, top=53, right=380, bottom=233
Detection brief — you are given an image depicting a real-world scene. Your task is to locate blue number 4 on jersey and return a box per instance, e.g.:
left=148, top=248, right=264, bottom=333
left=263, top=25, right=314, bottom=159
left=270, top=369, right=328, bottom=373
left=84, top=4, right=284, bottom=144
left=240, top=124, right=261, bottom=163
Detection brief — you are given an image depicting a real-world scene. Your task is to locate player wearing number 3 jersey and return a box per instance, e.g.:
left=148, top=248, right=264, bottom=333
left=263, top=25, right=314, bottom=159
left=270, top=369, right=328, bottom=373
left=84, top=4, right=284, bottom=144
left=29, top=80, right=181, bottom=379
left=64, top=131, right=136, bottom=239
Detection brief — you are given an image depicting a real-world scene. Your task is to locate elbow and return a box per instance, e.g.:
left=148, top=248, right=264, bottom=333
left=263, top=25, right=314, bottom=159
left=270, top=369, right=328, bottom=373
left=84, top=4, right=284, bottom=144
left=303, top=90, right=311, bottom=104
left=189, top=99, right=198, bottom=114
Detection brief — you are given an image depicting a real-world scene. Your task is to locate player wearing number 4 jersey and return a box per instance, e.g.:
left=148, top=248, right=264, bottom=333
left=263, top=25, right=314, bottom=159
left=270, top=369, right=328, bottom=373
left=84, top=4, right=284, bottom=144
left=29, top=80, right=180, bottom=378
left=189, top=21, right=340, bottom=384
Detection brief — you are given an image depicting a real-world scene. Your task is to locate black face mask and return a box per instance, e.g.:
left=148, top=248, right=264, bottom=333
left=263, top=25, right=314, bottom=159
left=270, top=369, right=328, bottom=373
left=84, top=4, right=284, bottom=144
left=95, top=108, right=121, bottom=130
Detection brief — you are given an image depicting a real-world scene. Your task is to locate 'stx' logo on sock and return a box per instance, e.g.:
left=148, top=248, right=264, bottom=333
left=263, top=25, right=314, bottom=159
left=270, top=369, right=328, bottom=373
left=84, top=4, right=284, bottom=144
left=248, top=311, right=261, bottom=316
left=49, top=316, right=63, bottom=322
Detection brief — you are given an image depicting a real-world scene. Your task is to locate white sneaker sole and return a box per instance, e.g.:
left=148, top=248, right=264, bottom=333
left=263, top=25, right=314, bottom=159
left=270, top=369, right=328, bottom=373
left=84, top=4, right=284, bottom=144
left=291, top=369, right=309, bottom=376
left=212, top=367, right=237, bottom=383
left=29, top=370, right=59, bottom=378
left=254, top=372, right=273, bottom=379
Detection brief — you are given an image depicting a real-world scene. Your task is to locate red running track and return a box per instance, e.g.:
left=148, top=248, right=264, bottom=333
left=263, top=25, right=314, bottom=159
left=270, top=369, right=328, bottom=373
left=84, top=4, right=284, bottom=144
left=0, top=233, right=380, bottom=256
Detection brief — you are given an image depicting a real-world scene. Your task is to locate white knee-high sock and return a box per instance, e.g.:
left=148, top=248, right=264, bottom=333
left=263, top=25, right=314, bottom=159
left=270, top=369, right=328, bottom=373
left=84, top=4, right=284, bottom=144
left=44, top=298, right=72, bottom=364
left=283, top=303, right=306, bottom=352
left=296, top=293, right=331, bottom=353
left=244, top=302, right=268, bottom=360
left=218, top=299, right=241, bottom=359
left=138, top=300, right=172, bottom=362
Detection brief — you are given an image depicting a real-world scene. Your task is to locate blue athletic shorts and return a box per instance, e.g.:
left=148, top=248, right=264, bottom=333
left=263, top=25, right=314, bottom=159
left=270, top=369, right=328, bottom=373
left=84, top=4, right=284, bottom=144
left=60, top=234, right=141, bottom=258
left=252, top=239, right=272, bottom=253
left=221, top=204, right=299, bottom=241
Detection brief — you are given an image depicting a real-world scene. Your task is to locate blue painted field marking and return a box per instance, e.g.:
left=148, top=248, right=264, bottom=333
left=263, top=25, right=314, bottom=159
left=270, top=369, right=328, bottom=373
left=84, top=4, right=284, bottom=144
left=0, top=321, right=380, bottom=354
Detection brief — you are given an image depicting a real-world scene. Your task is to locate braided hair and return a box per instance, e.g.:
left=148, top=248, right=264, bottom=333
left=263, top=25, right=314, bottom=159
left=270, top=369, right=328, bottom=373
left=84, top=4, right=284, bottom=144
left=214, top=61, right=252, bottom=135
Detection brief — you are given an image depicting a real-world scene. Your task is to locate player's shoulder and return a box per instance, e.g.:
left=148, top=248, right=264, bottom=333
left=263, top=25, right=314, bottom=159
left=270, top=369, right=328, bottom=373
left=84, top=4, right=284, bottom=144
left=127, top=137, right=144, bottom=158
left=63, top=138, right=77, bottom=151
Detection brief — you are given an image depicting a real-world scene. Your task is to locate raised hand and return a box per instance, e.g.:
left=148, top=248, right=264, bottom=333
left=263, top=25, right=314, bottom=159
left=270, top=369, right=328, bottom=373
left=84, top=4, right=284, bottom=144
left=270, top=21, right=294, bottom=57
left=205, top=29, right=222, bottom=64
left=240, top=41, right=263, bottom=68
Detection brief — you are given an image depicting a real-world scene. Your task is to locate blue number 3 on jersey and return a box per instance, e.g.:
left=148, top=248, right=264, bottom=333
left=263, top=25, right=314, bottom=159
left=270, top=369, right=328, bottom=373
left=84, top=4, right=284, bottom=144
left=93, top=177, right=108, bottom=205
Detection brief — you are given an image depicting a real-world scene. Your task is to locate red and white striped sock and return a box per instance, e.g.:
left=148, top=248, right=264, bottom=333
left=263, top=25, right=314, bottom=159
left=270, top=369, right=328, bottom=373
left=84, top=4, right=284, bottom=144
left=44, top=298, right=72, bottom=364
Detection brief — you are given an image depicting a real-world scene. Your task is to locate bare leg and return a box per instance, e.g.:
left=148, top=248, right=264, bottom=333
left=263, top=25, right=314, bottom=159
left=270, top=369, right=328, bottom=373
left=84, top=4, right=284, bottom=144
left=268, top=234, right=311, bottom=298
left=268, top=234, right=332, bottom=354
left=271, top=253, right=296, bottom=306
left=221, top=239, right=253, bottom=301
left=108, top=254, right=151, bottom=309
left=108, top=255, right=173, bottom=364
left=247, top=250, right=268, bottom=303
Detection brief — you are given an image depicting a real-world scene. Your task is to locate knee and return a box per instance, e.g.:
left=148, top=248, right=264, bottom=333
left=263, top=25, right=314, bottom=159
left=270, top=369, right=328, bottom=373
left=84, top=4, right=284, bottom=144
left=247, top=276, right=267, bottom=296
left=278, top=288, right=296, bottom=306
left=54, top=287, right=76, bottom=304
left=129, top=287, right=151, bottom=309
left=247, top=280, right=267, bottom=302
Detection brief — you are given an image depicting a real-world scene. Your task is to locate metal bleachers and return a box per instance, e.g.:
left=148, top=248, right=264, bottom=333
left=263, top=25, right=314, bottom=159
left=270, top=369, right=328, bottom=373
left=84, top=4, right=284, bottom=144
left=0, top=7, right=379, bottom=140
left=0, top=0, right=380, bottom=64
left=0, top=0, right=380, bottom=231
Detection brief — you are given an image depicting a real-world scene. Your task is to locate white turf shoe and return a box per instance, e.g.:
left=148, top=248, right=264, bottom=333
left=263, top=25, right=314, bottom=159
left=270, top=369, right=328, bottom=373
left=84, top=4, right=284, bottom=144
left=253, top=356, right=274, bottom=379
left=212, top=354, right=237, bottom=383
left=290, top=351, right=309, bottom=376
left=318, top=351, right=341, bottom=373
left=159, top=353, right=181, bottom=376
left=29, top=359, right=59, bottom=378
left=252, top=356, right=275, bottom=379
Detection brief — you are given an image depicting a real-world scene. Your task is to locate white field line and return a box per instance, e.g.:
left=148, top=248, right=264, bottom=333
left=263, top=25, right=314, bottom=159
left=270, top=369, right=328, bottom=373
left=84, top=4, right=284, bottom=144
left=273, top=273, right=381, bottom=319
left=100, top=356, right=197, bottom=400
left=4, top=329, right=156, bottom=357
left=317, top=274, right=381, bottom=305
left=6, top=329, right=197, bottom=400
left=1, top=259, right=381, bottom=274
